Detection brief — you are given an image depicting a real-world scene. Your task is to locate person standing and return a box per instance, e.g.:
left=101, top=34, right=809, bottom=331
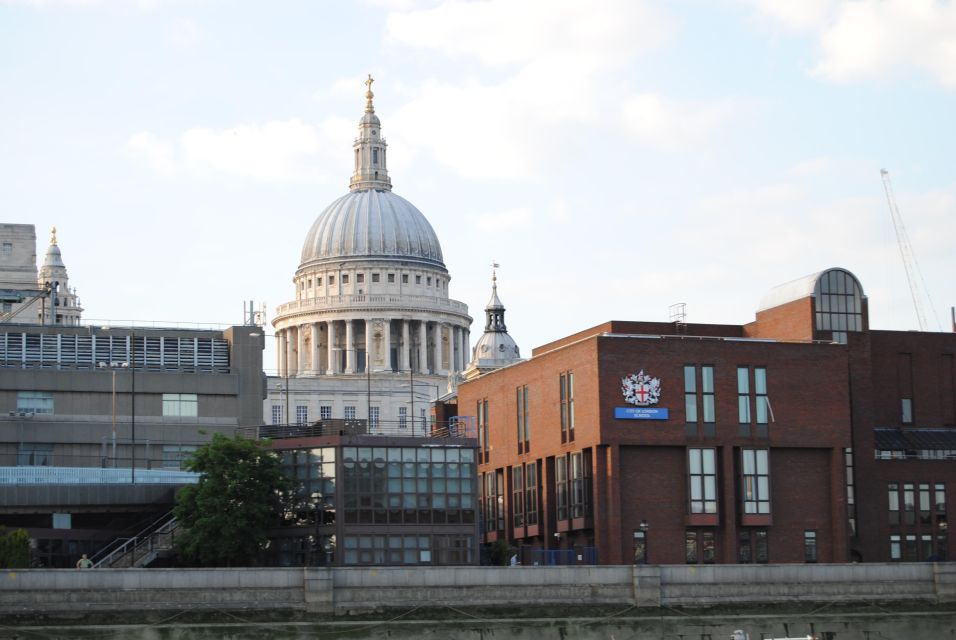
left=75, top=553, right=93, bottom=569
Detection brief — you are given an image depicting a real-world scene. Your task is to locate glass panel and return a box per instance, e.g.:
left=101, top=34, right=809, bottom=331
left=684, top=366, right=696, bottom=392
left=701, top=367, right=714, bottom=393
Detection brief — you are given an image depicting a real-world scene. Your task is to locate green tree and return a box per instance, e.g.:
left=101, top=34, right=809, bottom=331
left=174, top=433, right=289, bottom=567
left=0, top=527, right=31, bottom=568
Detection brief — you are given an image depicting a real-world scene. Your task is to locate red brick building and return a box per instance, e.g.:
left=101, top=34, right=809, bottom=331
left=458, top=267, right=955, bottom=565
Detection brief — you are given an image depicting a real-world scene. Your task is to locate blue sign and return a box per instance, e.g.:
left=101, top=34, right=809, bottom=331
left=615, top=407, right=669, bottom=420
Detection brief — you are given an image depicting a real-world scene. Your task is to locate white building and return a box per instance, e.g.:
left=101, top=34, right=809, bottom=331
left=266, top=78, right=472, bottom=432
left=0, top=224, right=83, bottom=325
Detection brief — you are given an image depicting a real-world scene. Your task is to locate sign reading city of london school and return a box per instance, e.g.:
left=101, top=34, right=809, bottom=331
left=616, top=369, right=668, bottom=420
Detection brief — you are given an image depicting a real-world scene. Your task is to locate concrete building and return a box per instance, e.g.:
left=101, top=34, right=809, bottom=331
left=0, top=323, right=264, bottom=567
left=459, top=267, right=955, bottom=565
left=266, top=77, right=471, bottom=433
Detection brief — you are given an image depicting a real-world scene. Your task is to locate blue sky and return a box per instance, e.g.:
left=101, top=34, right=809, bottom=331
left=1, top=0, right=954, bottom=372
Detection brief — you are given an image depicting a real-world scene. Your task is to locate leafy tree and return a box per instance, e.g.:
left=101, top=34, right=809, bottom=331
left=174, top=433, right=289, bottom=567
left=0, top=527, right=31, bottom=568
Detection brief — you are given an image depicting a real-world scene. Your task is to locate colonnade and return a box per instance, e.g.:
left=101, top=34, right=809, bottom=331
left=276, top=318, right=470, bottom=378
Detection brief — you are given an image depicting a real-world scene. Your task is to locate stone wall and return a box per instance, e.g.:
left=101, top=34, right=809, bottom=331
left=0, top=563, right=952, bottom=616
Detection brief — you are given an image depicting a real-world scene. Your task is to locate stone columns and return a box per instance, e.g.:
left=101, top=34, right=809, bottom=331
left=287, top=327, right=298, bottom=377
left=418, top=321, right=427, bottom=374
left=400, top=320, right=410, bottom=371
left=326, top=321, right=337, bottom=375
left=345, top=320, right=355, bottom=374
left=435, top=323, right=445, bottom=375
left=277, top=331, right=287, bottom=378
left=311, top=323, right=321, bottom=375
left=382, top=318, right=392, bottom=372
left=297, top=325, right=307, bottom=375
left=365, top=319, right=373, bottom=372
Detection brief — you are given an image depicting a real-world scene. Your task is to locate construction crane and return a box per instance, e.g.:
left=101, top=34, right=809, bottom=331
left=880, top=169, right=940, bottom=331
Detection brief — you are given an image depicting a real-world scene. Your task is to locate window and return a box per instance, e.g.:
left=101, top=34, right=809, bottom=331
left=903, top=483, right=916, bottom=525
left=570, top=451, right=592, bottom=519
left=512, top=465, right=524, bottom=527
left=685, top=365, right=715, bottom=436
left=741, top=449, right=770, bottom=514
left=427, top=277, right=432, bottom=286
left=329, top=275, right=335, bottom=285
left=357, top=273, right=364, bottom=284
left=415, top=275, right=421, bottom=284
left=902, top=399, right=913, bottom=424
left=317, top=277, right=322, bottom=286
left=402, top=274, right=408, bottom=284
left=344, top=406, right=356, bottom=420
left=525, top=462, right=539, bottom=526
left=162, top=445, right=196, bottom=469
left=52, top=513, right=71, bottom=529
left=398, top=406, right=407, bottom=428
left=814, top=268, right=864, bottom=341
left=482, top=470, right=504, bottom=533
left=320, top=405, right=332, bottom=420
left=845, top=448, right=857, bottom=536
left=899, top=353, right=913, bottom=424
left=560, top=372, right=574, bottom=443
left=162, top=393, right=197, bottom=417
left=372, top=148, right=378, bottom=164
left=307, top=279, right=312, bottom=288
left=555, top=455, right=568, bottom=521
left=920, top=483, right=931, bottom=524
left=17, top=443, right=53, bottom=466
left=371, top=273, right=379, bottom=283
left=754, top=368, right=769, bottom=435
left=387, top=273, right=395, bottom=283
left=686, top=530, right=716, bottom=564
left=804, top=530, right=817, bottom=563
left=688, top=448, right=717, bottom=514
left=737, top=367, right=751, bottom=427
left=342, top=274, right=349, bottom=285
left=477, top=399, right=489, bottom=463
left=271, top=405, right=282, bottom=425
left=17, top=391, right=53, bottom=414
left=888, top=482, right=900, bottom=525
left=369, top=406, right=380, bottom=428
left=738, top=529, right=769, bottom=563
left=890, top=534, right=902, bottom=560
left=420, top=407, right=426, bottom=429
left=516, top=385, right=530, bottom=454
left=296, top=405, right=308, bottom=426
left=904, top=534, right=918, bottom=561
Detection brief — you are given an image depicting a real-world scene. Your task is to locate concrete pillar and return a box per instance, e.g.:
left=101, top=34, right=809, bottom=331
left=345, top=320, right=355, bottom=374
left=277, top=331, right=287, bottom=377
left=400, top=319, right=410, bottom=371
left=303, top=567, right=334, bottom=614
left=297, top=325, right=307, bottom=375
left=287, top=327, right=298, bottom=377
left=326, top=321, right=337, bottom=375
left=418, top=321, right=427, bottom=374
left=633, top=565, right=662, bottom=607
left=365, top=318, right=373, bottom=372
left=311, top=323, right=321, bottom=375
left=436, top=322, right=445, bottom=375
left=382, top=318, right=392, bottom=372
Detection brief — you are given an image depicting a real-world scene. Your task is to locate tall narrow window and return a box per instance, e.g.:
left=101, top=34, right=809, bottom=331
left=845, top=448, right=857, bottom=536
left=398, top=406, right=407, bottom=429
left=754, top=367, right=769, bottom=437
left=904, top=483, right=916, bottom=525
left=804, top=530, right=818, bottom=563
left=369, top=406, right=380, bottom=428
left=271, top=405, right=282, bottom=425
left=890, top=534, right=902, bottom=560
left=570, top=451, right=592, bottom=520
left=899, top=353, right=914, bottom=424
left=701, top=366, right=715, bottom=429
left=559, top=372, right=574, bottom=443
left=888, top=482, right=900, bottom=525
left=904, top=534, right=918, bottom=561
left=737, top=367, right=751, bottom=434
left=344, top=406, right=356, bottom=420
left=477, top=399, right=489, bottom=463
left=295, top=405, right=308, bottom=426
left=525, top=462, right=539, bottom=526
left=516, top=385, right=529, bottom=454
left=919, top=483, right=931, bottom=524
left=555, top=455, right=568, bottom=521
left=741, top=449, right=770, bottom=514
left=512, top=466, right=524, bottom=528
left=320, top=405, right=332, bottom=420
left=684, top=366, right=698, bottom=436
left=688, top=448, right=717, bottom=514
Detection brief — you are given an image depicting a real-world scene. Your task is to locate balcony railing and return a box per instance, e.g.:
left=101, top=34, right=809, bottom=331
left=0, top=467, right=199, bottom=485
left=275, top=294, right=469, bottom=317
left=241, top=417, right=477, bottom=441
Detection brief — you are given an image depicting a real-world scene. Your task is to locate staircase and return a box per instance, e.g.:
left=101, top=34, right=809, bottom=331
left=92, top=511, right=180, bottom=568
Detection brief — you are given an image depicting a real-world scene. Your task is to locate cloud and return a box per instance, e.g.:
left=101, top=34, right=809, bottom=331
left=127, top=118, right=354, bottom=183
left=620, top=93, right=740, bottom=151
left=169, top=17, right=200, bottom=49
left=386, top=0, right=674, bottom=67
left=749, top=0, right=956, bottom=88
left=471, top=207, right=533, bottom=232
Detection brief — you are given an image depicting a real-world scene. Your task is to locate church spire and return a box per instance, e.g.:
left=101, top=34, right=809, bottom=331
left=349, top=74, right=392, bottom=192
left=485, top=260, right=507, bottom=332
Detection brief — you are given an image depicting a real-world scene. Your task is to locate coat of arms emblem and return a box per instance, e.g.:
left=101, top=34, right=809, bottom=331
left=621, top=370, right=662, bottom=406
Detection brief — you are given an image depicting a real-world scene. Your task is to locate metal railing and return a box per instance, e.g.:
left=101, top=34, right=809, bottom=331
left=241, top=417, right=477, bottom=441
left=92, top=510, right=179, bottom=568
left=0, top=467, right=199, bottom=485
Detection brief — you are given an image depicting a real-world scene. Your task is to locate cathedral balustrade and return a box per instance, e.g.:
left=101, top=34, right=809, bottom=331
left=275, top=294, right=469, bottom=317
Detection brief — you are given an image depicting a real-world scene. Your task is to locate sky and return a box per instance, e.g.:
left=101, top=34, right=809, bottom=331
left=1, top=0, right=954, bottom=374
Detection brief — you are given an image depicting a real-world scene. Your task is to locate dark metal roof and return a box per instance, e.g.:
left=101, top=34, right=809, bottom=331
left=874, top=428, right=956, bottom=450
